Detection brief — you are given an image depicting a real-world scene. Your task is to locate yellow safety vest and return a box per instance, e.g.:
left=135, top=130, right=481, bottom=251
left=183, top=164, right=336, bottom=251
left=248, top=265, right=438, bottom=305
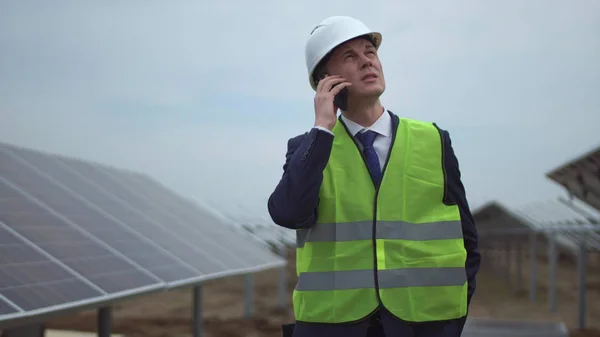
left=293, top=116, right=468, bottom=324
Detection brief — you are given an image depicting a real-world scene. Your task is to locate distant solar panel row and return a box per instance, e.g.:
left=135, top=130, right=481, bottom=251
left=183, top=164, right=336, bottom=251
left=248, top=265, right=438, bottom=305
left=547, top=146, right=600, bottom=212
left=0, top=143, right=284, bottom=323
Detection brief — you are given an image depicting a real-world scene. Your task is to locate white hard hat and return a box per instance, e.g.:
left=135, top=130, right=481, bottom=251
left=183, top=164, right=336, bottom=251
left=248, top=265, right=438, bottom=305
left=305, top=16, right=382, bottom=90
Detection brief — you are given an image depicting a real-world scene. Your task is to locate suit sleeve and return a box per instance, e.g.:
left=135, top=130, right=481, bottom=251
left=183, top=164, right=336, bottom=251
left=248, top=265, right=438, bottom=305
left=441, top=129, right=481, bottom=307
left=267, top=127, right=334, bottom=229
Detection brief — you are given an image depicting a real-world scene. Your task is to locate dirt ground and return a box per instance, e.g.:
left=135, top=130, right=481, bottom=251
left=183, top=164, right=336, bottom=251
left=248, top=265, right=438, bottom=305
left=46, top=248, right=600, bottom=337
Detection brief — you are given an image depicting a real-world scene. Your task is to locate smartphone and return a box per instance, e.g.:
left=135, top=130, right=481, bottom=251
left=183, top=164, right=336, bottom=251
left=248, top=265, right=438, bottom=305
left=320, top=74, right=349, bottom=111
left=333, top=86, right=349, bottom=111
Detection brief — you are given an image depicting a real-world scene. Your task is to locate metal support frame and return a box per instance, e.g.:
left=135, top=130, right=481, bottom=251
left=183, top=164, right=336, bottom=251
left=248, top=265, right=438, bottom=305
left=505, top=239, right=511, bottom=283
left=548, top=233, right=557, bottom=312
left=97, top=306, right=111, bottom=337
left=244, top=274, right=254, bottom=318
left=193, top=285, right=203, bottom=337
left=516, top=241, right=523, bottom=292
left=278, top=245, right=288, bottom=309
left=578, top=234, right=588, bottom=330
left=529, top=231, right=537, bottom=303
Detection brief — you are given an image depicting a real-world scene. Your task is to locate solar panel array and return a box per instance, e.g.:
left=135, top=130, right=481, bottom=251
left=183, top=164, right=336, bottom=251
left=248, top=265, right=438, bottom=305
left=239, top=224, right=296, bottom=248
left=473, top=199, right=600, bottom=253
left=513, top=199, right=600, bottom=252
left=196, top=200, right=296, bottom=249
left=547, top=145, right=600, bottom=212
left=0, top=142, right=285, bottom=324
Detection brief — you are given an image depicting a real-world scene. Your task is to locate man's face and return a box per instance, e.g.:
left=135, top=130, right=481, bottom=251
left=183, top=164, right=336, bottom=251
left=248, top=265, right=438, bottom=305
left=326, top=37, right=385, bottom=99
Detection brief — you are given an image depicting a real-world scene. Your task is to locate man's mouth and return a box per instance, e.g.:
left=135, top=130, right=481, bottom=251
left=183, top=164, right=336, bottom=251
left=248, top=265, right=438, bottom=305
left=361, top=73, right=378, bottom=81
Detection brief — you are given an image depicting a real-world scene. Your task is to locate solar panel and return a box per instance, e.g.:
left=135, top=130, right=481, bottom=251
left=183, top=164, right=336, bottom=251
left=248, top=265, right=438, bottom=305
left=0, top=141, right=285, bottom=324
left=111, top=171, right=285, bottom=265
left=4, top=147, right=203, bottom=284
left=547, top=146, right=600, bottom=212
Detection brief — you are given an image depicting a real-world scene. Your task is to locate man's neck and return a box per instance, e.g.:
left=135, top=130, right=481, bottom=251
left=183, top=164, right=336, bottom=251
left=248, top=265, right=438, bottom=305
left=342, top=100, right=384, bottom=128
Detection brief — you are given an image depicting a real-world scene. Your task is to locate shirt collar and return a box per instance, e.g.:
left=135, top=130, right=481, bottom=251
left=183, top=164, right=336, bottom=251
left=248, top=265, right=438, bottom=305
left=340, top=108, right=392, bottom=138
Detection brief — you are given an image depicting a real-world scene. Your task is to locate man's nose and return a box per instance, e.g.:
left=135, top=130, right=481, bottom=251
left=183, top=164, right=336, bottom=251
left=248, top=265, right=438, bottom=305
left=360, top=55, right=373, bottom=68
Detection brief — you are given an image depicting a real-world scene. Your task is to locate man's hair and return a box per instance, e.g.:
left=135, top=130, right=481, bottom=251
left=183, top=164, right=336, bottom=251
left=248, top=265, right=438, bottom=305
left=311, top=35, right=376, bottom=86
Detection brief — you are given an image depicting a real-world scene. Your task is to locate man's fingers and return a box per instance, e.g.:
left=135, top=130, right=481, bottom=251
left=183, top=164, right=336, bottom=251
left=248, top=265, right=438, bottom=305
left=315, top=75, right=336, bottom=91
left=317, top=75, right=344, bottom=92
left=330, top=82, right=352, bottom=95
left=325, top=78, right=347, bottom=92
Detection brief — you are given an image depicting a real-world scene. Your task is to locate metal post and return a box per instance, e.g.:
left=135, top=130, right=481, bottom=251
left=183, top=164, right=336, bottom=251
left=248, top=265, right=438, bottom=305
left=193, top=285, right=203, bottom=337
left=491, top=238, right=501, bottom=275
left=278, top=245, right=287, bottom=308
left=245, top=274, right=254, bottom=318
left=516, top=241, right=523, bottom=292
left=548, top=232, right=557, bottom=312
left=578, top=233, right=588, bottom=329
left=97, top=307, right=111, bottom=337
left=505, top=238, right=511, bottom=284
left=529, top=231, right=537, bottom=303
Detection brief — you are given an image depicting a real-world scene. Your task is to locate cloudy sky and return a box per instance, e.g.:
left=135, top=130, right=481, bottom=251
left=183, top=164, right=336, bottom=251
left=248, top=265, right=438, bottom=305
left=1, top=0, right=599, bottom=223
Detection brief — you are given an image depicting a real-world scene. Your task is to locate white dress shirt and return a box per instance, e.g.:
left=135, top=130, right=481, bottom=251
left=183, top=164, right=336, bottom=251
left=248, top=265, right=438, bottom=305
left=315, top=109, right=392, bottom=170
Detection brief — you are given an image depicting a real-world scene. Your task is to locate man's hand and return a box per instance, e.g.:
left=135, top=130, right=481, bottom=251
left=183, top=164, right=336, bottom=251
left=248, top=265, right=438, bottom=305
left=313, top=74, right=351, bottom=130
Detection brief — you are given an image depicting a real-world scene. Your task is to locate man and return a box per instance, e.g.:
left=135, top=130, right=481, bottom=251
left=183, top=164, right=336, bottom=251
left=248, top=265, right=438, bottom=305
left=268, top=16, right=480, bottom=337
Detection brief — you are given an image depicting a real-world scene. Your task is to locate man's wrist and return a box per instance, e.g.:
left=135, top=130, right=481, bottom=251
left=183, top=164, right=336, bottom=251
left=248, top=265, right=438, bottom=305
left=313, top=126, right=334, bottom=135
left=314, top=118, right=335, bottom=130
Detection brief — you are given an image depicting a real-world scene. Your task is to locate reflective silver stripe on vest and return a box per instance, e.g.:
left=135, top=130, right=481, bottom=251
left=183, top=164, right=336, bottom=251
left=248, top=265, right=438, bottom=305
left=296, top=220, right=463, bottom=248
left=296, top=267, right=466, bottom=291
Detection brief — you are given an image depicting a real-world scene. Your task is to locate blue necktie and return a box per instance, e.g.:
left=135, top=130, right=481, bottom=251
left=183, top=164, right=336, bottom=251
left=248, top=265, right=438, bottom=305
left=355, top=130, right=382, bottom=185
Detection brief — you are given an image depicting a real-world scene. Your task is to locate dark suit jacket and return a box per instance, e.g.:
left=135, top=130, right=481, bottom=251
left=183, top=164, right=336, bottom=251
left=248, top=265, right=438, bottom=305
left=268, top=111, right=481, bottom=330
